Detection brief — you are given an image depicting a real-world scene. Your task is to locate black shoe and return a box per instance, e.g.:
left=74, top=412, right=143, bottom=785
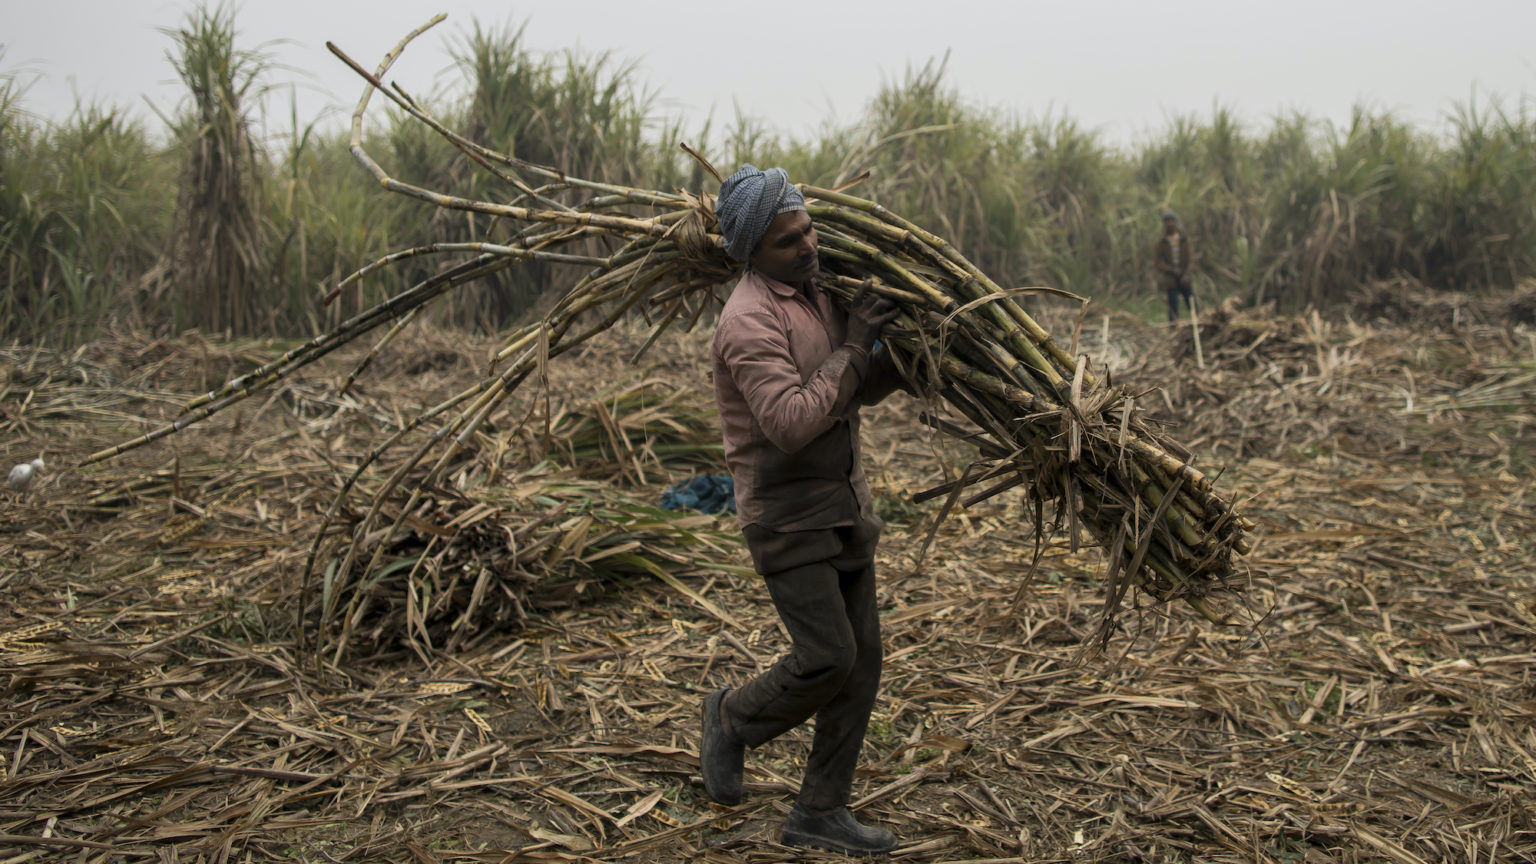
left=700, top=687, right=743, bottom=805
left=781, top=804, right=897, bottom=856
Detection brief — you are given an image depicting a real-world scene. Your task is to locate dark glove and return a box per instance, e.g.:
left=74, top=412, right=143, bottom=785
left=845, top=283, right=900, bottom=353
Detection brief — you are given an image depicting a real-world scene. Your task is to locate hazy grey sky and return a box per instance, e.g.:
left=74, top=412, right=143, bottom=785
left=5, top=0, right=1535, bottom=147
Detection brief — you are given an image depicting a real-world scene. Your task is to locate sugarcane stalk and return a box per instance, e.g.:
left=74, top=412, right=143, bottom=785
left=178, top=253, right=512, bottom=414
left=808, top=184, right=1086, bottom=379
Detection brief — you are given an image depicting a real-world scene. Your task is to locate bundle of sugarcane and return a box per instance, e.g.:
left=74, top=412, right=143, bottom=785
left=544, top=377, right=724, bottom=485
left=83, top=16, right=1253, bottom=649
left=308, top=463, right=746, bottom=657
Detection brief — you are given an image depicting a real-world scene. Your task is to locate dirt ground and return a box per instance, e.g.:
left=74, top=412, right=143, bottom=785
left=1, top=294, right=1533, bottom=863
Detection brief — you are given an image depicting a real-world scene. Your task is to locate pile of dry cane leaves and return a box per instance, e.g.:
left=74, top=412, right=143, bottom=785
left=1, top=295, right=1533, bottom=863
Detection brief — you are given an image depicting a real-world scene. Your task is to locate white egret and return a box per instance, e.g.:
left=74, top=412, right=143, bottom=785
left=7, top=456, right=44, bottom=493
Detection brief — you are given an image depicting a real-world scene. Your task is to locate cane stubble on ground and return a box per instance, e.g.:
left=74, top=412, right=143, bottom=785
left=1, top=294, right=1532, bottom=861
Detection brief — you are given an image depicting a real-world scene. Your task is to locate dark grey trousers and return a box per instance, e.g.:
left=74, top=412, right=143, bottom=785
left=1166, top=277, right=1194, bottom=321
left=729, top=521, right=883, bottom=815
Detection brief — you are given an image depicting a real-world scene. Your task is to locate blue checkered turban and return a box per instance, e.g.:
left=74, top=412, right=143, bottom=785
left=715, top=164, right=806, bottom=261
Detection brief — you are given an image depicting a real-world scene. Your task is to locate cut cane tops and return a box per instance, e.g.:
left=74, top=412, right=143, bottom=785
left=711, top=271, right=901, bottom=532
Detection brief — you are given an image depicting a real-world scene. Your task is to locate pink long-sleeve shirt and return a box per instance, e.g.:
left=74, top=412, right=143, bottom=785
left=711, top=270, right=901, bottom=532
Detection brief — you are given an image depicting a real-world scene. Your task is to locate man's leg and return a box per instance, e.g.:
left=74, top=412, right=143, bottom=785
left=1165, top=282, right=1180, bottom=321
left=726, top=558, right=860, bottom=748
left=701, top=528, right=844, bottom=806
left=700, top=526, right=895, bottom=852
left=772, top=558, right=896, bottom=855
left=796, top=562, right=881, bottom=814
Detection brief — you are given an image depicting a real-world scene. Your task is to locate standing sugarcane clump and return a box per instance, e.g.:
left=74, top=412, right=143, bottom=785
left=82, top=15, right=1254, bottom=652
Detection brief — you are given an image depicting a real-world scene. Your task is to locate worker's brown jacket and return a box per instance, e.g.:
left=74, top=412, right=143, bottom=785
left=1154, top=231, right=1194, bottom=288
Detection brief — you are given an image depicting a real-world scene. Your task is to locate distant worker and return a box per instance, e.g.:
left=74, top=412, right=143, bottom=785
left=1154, top=210, right=1194, bottom=323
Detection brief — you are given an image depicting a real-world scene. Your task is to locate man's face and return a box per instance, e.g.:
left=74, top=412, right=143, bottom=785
left=1163, top=217, right=1178, bottom=235
left=750, top=209, right=819, bottom=286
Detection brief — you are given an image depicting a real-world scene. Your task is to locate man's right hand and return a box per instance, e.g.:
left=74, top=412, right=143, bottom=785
left=845, top=288, right=901, bottom=352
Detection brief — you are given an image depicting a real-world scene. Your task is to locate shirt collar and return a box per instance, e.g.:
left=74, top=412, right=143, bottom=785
left=756, top=271, right=817, bottom=299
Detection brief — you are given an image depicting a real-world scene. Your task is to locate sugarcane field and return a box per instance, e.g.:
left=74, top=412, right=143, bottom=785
left=4, top=6, right=1536, bottom=863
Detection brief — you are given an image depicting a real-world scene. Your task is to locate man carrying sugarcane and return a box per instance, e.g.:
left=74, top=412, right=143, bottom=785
left=700, top=164, right=904, bottom=856
left=1155, top=210, right=1195, bottom=323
